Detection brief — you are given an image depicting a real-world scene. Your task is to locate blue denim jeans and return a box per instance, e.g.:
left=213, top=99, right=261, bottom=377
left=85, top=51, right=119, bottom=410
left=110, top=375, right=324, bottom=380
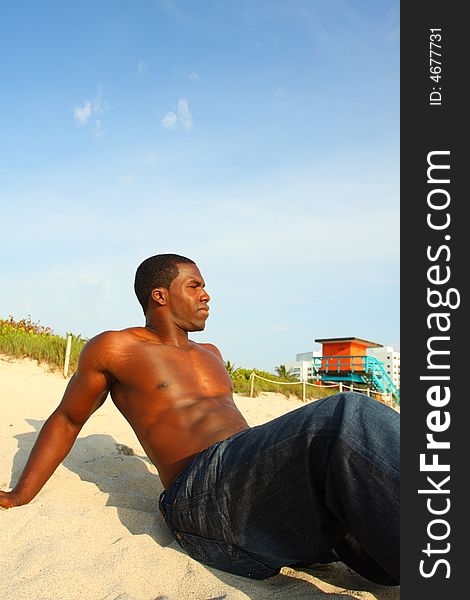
left=159, top=393, right=400, bottom=585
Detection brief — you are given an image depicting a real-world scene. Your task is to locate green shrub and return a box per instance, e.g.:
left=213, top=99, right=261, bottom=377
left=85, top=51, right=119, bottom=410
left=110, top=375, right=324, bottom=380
left=0, top=315, right=87, bottom=373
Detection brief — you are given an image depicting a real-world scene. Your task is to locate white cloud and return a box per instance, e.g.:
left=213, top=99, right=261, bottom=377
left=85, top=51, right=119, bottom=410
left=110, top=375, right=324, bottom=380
left=92, top=86, right=109, bottom=114
left=117, top=174, right=133, bottom=184
left=73, top=87, right=109, bottom=131
left=188, top=70, right=200, bottom=80
left=161, top=98, right=192, bottom=130
left=74, top=99, right=92, bottom=124
left=161, top=111, right=177, bottom=129
left=177, top=99, right=192, bottom=130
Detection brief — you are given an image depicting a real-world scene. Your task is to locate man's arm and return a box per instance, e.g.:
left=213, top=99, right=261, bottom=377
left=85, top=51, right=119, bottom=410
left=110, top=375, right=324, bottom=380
left=0, top=334, right=114, bottom=509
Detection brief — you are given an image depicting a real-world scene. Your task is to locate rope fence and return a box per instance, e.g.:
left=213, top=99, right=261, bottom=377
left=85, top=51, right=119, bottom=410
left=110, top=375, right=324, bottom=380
left=249, top=372, right=398, bottom=409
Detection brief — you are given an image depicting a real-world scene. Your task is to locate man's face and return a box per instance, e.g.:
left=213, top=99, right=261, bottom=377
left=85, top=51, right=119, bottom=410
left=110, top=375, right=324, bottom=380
left=167, top=263, right=210, bottom=332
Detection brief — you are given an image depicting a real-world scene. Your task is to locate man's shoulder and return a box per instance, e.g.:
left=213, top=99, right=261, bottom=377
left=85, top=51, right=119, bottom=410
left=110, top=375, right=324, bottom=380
left=77, top=328, right=146, bottom=373
left=196, top=342, right=224, bottom=361
left=82, top=328, right=145, bottom=357
left=87, top=327, right=141, bottom=345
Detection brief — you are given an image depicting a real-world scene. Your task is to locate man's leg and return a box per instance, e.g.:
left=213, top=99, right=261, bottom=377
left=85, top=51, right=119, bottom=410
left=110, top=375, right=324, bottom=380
left=161, top=393, right=399, bottom=583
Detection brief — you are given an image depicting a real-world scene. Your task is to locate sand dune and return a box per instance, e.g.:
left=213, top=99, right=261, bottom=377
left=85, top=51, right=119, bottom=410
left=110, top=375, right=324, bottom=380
left=0, top=355, right=399, bottom=600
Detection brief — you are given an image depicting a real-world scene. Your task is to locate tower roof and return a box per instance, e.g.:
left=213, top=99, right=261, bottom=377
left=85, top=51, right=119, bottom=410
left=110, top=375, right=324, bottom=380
left=314, top=337, right=382, bottom=348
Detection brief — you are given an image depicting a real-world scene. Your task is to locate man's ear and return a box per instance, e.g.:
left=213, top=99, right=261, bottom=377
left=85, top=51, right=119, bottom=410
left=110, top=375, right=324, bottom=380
left=150, top=288, right=167, bottom=306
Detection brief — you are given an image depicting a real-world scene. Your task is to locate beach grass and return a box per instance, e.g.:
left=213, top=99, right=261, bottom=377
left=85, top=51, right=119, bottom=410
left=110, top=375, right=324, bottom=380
left=0, top=316, right=87, bottom=373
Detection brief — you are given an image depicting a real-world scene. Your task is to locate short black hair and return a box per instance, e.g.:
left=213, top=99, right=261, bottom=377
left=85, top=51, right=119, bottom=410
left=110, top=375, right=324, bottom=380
left=134, top=254, right=195, bottom=314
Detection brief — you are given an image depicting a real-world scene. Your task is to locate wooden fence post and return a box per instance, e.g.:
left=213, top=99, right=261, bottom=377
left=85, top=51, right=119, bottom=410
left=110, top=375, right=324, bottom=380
left=250, top=372, right=255, bottom=398
left=63, top=334, right=72, bottom=378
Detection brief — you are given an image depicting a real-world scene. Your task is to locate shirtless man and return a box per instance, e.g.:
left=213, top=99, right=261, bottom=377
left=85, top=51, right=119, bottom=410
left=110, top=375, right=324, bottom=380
left=0, top=254, right=400, bottom=585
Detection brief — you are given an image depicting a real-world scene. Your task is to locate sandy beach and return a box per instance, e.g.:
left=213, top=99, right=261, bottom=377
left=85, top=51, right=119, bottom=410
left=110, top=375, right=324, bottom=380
left=0, top=355, right=399, bottom=600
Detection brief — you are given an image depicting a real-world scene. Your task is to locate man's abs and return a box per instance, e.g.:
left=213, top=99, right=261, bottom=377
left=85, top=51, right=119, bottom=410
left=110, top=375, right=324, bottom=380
left=114, top=392, right=250, bottom=488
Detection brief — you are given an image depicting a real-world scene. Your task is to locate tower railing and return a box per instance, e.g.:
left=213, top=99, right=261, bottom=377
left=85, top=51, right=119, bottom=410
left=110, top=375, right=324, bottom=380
left=312, top=355, right=400, bottom=403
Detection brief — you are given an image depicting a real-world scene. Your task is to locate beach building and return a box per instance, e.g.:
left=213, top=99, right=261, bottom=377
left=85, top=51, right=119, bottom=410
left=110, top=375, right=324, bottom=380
left=283, top=351, right=322, bottom=381
left=278, top=340, right=400, bottom=404
left=313, top=337, right=400, bottom=404
left=296, top=351, right=317, bottom=362
left=367, top=345, right=400, bottom=389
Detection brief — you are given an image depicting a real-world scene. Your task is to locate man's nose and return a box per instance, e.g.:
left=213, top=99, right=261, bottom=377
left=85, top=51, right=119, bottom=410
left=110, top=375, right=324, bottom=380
left=201, top=288, right=210, bottom=303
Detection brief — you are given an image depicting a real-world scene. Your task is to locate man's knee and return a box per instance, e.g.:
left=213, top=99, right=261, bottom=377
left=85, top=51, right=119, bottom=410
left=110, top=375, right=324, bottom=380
left=298, top=392, right=385, bottom=435
left=311, top=391, right=367, bottom=415
left=339, top=391, right=389, bottom=415
left=298, top=392, right=348, bottom=431
left=314, top=392, right=391, bottom=431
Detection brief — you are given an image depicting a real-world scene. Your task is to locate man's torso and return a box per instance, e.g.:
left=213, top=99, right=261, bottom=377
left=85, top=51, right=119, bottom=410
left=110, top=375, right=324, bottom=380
left=99, top=328, right=250, bottom=488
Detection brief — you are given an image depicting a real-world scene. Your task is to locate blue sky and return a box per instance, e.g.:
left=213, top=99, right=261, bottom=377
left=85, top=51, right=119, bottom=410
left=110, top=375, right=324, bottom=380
left=0, top=0, right=399, bottom=371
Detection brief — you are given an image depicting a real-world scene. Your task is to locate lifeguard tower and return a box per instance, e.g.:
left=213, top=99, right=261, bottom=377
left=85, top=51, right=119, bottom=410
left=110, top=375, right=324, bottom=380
left=313, top=337, right=400, bottom=404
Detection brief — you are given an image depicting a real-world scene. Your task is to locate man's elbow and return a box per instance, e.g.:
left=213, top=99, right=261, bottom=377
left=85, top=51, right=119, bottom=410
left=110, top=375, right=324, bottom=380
left=48, top=409, right=84, bottom=435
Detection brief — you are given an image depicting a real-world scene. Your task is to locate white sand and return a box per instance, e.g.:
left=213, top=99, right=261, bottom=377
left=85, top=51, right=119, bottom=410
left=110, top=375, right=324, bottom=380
left=0, top=355, right=399, bottom=600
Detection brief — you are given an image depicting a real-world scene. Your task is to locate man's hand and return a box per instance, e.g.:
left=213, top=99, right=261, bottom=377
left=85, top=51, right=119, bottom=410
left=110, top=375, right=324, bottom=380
left=0, top=490, right=23, bottom=509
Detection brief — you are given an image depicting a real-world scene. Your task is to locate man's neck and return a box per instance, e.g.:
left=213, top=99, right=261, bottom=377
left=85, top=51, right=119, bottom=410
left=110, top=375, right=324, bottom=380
left=144, top=320, right=191, bottom=348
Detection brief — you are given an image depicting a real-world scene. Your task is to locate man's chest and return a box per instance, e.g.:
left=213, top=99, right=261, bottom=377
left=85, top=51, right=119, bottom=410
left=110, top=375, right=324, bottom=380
left=111, top=344, right=232, bottom=396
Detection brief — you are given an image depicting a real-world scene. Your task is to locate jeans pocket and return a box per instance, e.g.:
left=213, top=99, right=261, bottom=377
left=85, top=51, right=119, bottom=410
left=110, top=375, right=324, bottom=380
left=173, top=531, right=279, bottom=580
